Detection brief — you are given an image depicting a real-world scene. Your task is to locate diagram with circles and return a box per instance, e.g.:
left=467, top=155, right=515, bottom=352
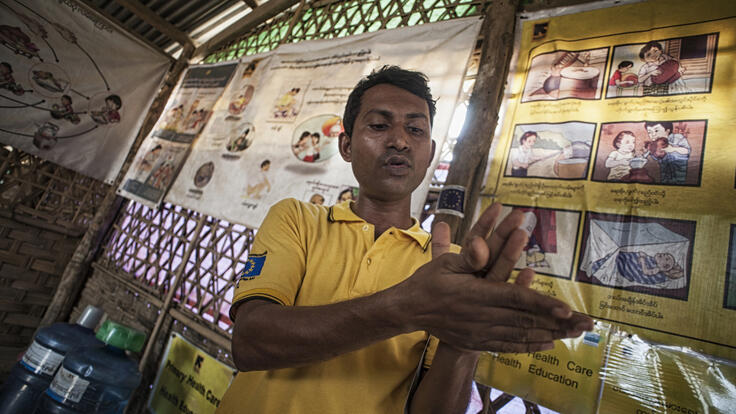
left=0, top=0, right=169, bottom=182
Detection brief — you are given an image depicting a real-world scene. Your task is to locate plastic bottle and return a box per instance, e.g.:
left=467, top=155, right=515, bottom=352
left=35, top=320, right=145, bottom=414
left=0, top=305, right=104, bottom=414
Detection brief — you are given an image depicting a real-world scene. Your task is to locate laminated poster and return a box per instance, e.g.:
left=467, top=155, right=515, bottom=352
left=0, top=0, right=170, bottom=182
left=482, top=0, right=736, bottom=364
left=118, top=62, right=237, bottom=206
left=163, top=18, right=482, bottom=228
left=475, top=322, right=611, bottom=414
left=597, top=331, right=736, bottom=413
left=148, top=332, right=236, bottom=414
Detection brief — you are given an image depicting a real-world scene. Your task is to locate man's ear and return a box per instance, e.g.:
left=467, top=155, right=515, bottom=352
left=339, top=132, right=352, bottom=162
left=428, top=139, right=436, bottom=167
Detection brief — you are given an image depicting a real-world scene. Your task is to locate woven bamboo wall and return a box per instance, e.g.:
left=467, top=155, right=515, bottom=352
left=0, top=146, right=109, bottom=380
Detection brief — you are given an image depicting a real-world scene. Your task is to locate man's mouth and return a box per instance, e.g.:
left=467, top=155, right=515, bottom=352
left=384, top=155, right=412, bottom=170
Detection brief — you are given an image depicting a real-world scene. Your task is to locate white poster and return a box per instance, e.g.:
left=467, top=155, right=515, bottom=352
left=118, top=62, right=237, bottom=206
left=166, top=18, right=482, bottom=229
left=0, top=0, right=170, bottom=183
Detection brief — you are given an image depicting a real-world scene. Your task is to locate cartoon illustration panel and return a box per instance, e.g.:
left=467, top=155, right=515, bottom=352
left=501, top=205, right=581, bottom=279
left=605, top=33, right=718, bottom=98
left=725, top=225, right=736, bottom=310
left=521, top=48, right=610, bottom=102
left=504, top=122, right=596, bottom=180
left=577, top=212, right=695, bottom=301
left=0, top=0, right=170, bottom=182
left=591, top=120, right=706, bottom=186
left=290, top=114, right=343, bottom=164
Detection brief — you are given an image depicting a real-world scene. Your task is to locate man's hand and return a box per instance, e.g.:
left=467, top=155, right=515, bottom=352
left=399, top=203, right=593, bottom=352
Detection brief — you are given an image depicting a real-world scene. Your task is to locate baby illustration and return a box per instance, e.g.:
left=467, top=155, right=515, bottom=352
left=637, top=252, right=684, bottom=280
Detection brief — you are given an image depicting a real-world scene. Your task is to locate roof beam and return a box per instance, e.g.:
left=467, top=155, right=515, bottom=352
left=77, top=0, right=171, bottom=58
left=115, top=0, right=194, bottom=49
left=194, top=0, right=300, bottom=60
left=242, top=0, right=259, bottom=9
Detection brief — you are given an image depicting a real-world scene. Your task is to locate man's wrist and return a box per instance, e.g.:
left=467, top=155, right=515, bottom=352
left=437, top=341, right=481, bottom=361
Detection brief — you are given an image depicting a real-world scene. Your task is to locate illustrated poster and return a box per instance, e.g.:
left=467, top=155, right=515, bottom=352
left=0, top=0, right=170, bottom=183
left=118, top=62, right=237, bottom=206
left=482, top=0, right=736, bottom=365
left=164, top=18, right=482, bottom=228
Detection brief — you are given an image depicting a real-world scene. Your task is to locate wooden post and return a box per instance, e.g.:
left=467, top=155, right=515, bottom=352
left=39, top=43, right=196, bottom=329
left=433, top=0, right=519, bottom=243
left=138, top=212, right=207, bottom=370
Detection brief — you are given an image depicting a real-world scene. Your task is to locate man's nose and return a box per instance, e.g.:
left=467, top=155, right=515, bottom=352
left=386, top=125, right=410, bottom=151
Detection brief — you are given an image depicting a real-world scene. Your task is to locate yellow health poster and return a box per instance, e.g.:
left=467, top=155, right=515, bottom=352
left=148, top=332, right=236, bottom=414
left=597, top=331, right=736, bottom=413
left=484, top=0, right=736, bottom=361
left=475, top=322, right=611, bottom=414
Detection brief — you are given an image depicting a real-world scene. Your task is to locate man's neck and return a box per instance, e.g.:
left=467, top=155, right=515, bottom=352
left=351, top=196, right=414, bottom=239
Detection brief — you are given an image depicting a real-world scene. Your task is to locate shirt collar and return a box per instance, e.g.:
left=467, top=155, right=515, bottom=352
left=329, top=201, right=431, bottom=250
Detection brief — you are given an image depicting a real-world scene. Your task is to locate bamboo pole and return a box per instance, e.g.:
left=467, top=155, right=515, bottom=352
left=139, top=212, right=207, bottom=370
left=38, top=43, right=196, bottom=329
left=169, top=308, right=231, bottom=350
left=433, top=0, right=520, bottom=243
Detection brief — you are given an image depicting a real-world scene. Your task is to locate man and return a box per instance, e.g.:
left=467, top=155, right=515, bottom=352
left=644, top=120, right=690, bottom=184
left=217, top=66, right=592, bottom=413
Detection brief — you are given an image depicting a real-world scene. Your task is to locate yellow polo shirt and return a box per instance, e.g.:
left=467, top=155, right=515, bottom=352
left=217, top=198, right=450, bottom=414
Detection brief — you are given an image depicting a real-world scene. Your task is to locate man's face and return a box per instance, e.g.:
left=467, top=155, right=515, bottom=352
left=646, top=124, right=669, bottom=140
left=339, top=84, right=435, bottom=202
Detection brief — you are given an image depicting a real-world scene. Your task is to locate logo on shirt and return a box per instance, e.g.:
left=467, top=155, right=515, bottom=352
left=240, top=253, right=266, bottom=281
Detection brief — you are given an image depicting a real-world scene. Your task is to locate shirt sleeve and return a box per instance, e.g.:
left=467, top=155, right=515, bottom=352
left=231, top=199, right=307, bottom=317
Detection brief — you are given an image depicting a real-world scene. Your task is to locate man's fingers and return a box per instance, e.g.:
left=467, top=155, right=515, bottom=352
left=485, top=228, right=528, bottom=282
left=463, top=236, right=490, bottom=271
left=489, top=283, right=573, bottom=319
left=431, top=221, right=451, bottom=260
left=514, top=268, right=535, bottom=287
left=485, top=209, right=526, bottom=267
left=463, top=203, right=502, bottom=246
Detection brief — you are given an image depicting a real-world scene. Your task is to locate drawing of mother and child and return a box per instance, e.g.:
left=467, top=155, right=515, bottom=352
left=594, top=120, right=704, bottom=186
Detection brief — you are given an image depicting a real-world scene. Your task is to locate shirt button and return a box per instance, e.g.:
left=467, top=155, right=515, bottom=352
left=362, top=225, right=369, bottom=231
left=366, top=258, right=372, bottom=265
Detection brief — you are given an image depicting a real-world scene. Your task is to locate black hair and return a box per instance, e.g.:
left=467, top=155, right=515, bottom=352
left=152, top=144, right=162, bottom=151
left=644, top=121, right=673, bottom=133
left=639, top=41, right=664, bottom=60
left=613, top=130, right=635, bottom=149
left=342, top=65, right=436, bottom=138
left=260, top=159, right=270, bottom=168
left=338, top=188, right=353, bottom=199
left=519, top=131, right=538, bottom=144
left=618, top=60, right=634, bottom=69
left=106, top=94, right=122, bottom=109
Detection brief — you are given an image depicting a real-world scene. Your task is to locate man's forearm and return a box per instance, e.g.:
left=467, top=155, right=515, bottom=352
left=410, top=343, right=480, bottom=414
left=231, top=286, right=411, bottom=371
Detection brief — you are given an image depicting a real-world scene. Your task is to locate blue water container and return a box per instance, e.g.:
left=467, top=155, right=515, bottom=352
left=0, top=305, right=104, bottom=414
left=35, top=320, right=145, bottom=414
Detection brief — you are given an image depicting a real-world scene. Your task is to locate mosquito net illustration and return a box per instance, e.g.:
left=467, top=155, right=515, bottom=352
left=580, top=220, right=689, bottom=291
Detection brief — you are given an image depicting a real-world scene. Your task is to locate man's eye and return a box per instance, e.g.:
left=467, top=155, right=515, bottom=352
left=369, top=124, right=388, bottom=130
left=407, top=126, right=424, bottom=135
